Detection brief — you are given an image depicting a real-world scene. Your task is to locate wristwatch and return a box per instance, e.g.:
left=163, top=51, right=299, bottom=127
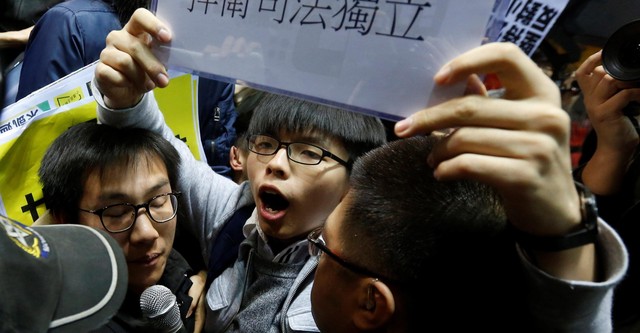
left=509, top=182, right=599, bottom=252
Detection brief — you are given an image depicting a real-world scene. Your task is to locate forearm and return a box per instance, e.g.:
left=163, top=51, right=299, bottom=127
left=0, top=27, right=33, bottom=48
left=526, top=185, right=598, bottom=282
left=531, top=244, right=596, bottom=281
left=582, top=145, right=635, bottom=195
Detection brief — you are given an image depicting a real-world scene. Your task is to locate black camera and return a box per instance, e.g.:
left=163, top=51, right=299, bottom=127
left=602, top=19, right=640, bottom=82
left=602, top=19, right=640, bottom=117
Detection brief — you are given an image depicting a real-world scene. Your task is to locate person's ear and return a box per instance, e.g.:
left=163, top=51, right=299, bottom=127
left=353, top=278, right=395, bottom=330
left=229, top=145, right=244, bottom=172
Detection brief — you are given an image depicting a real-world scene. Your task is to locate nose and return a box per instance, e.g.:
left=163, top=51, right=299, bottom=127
left=265, top=146, right=290, bottom=177
left=128, top=208, right=160, bottom=244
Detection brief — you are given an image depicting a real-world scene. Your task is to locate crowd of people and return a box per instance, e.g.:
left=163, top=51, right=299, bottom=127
left=0, top=1, right=639, bottom=332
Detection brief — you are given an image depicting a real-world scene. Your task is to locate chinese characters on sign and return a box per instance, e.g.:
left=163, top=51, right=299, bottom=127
left=187, top=0, right=431, bottom=41
left=0, top=109, right=40, bottom=135
left=152, top=0, right=496, bottom=120
left=497, top=0, right=569, bottom=56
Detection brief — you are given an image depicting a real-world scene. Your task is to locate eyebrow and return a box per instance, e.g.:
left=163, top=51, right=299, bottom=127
left=97, top=179, right=172, bottom=202
left=277, top=130, right=333, bottom=147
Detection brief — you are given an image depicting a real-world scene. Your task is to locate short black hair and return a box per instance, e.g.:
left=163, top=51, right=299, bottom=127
left=233, top=87, right=265, bottom=150
left=247, top=93, right=387, bottom=165
left=39, top=119, right=180, bottom=224
left=343, top=135, right=524, bottom=330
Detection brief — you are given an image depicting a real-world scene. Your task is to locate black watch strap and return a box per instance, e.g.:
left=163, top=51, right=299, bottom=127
left=509, top=182, right=599, bottom=252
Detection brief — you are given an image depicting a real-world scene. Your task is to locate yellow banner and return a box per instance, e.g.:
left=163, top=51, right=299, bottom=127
left=0, top=63, right=202, bottom=225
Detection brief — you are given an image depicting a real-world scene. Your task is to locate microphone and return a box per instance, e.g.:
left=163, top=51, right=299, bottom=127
left=140, top=285, right=186, bottom=333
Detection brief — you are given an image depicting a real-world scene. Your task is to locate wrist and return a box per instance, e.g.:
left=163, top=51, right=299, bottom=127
left=509, top=182, right=599, bottom=252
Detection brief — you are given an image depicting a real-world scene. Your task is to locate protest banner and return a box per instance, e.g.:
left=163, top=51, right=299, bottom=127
left=150, top=0, right=496, bottom=121
left=495, top=0, right=571, bottom=56
left=0, top=63, right=203, bottom=225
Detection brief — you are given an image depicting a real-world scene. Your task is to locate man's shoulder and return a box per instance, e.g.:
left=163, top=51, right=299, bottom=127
left=50, top=0, right=116, bottom=14
left=36, top=0, right=118, bottom=34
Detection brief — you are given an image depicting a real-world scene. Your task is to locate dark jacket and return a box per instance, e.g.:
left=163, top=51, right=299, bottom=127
left=93, top=249, right=195, bottom=332
left=15, top=0, right=237, bottom=176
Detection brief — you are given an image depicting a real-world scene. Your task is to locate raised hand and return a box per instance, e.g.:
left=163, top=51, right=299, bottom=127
left=94, top=8, right=172, bottom=109
left=394, top=42, right=594, bottom=280
left=575, top=50, right=640, bottom=194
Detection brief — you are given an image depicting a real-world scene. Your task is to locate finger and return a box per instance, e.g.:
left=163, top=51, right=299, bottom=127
left=94, top=61, right=127, bottom=90
left=99, top=41, right=153, bottom=90
left=186, top=270, right=206, bottom=317
left=433, top=151, right=578, bottom=231
left=575, top=50, right=602, bottom=78
left=193, top=292, right=206, bottom=333
left=430, top=133, right=576, bottom=217
left=108, top=33, right=168, bottom=89
left=590, top=69, right=623, bottom=102
left=396, top=95, right=568, bottom=138
left=575, top=68, right=602, bottom=96
left=591, top=65, right=608, bottom=81
left=431, top=152, right=535, bottom=185
left=463, top=74, right=488, bottom=96
left=429, top=127, right=564, bottom=167
left=434, top=42, right=558, bottom=103
left=605, top=88, right=640, bottom=114
left=123, top=8, right=172, bottom=43
left=112, top=9, right=171, bottom=88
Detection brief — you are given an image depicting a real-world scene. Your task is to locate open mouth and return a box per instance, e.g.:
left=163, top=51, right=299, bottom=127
left=260, top=190, right=290, bottom=213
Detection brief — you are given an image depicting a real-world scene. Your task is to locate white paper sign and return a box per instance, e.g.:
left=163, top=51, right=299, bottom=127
left=152, top=0, right=496, bottom=120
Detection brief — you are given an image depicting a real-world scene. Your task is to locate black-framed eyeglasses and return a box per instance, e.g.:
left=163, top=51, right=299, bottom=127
left=79, top=192, right=182, bottom=233
left=247, top=134, right=351, bottom=168
left=308, top=227, right=392, bottom=282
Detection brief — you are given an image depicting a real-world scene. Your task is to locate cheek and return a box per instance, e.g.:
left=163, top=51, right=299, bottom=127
left=314, top=256, right=343, bottom=300
left=110, top=233, right=130, bottom=250
left=311, top=258, right=344, bottom=331
left=157, top=220, right=177, bottom=244
left=306, top=175, right=349, bottom=208
left=311, top=260, right=329, bottom=314
left=246, top=154, right=261, bottom=177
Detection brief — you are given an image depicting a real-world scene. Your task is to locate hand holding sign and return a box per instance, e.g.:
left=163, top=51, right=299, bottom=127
left=95, top=8, right=173, bottom=109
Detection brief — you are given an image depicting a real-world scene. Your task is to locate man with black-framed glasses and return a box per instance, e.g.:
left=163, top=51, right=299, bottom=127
left=93, top=83, right=387, bottom=332
left=91, top=11, right=389, bottom=329
left=247, top=134, right=352, bottom=168
left=36, top=120, right=206, bottom=332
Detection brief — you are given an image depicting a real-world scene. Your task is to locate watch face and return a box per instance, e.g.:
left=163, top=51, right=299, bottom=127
left=578, top=182, right=598, bottom=231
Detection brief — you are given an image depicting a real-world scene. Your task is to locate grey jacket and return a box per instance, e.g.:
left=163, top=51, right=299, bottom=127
left=95, top=89, right=318, bottom=332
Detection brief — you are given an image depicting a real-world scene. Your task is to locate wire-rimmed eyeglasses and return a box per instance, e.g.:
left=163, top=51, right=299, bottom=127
left=308, top=227, right=392, bottom=282
left=79, top=192, right=181, bottom=233
left=247, top=134, right=351, bottom=168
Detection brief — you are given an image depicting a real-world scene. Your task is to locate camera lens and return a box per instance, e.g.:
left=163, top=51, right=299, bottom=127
left=603, top=19, right=640, bottom=82
left=619, top=39, right=640, bottom=70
